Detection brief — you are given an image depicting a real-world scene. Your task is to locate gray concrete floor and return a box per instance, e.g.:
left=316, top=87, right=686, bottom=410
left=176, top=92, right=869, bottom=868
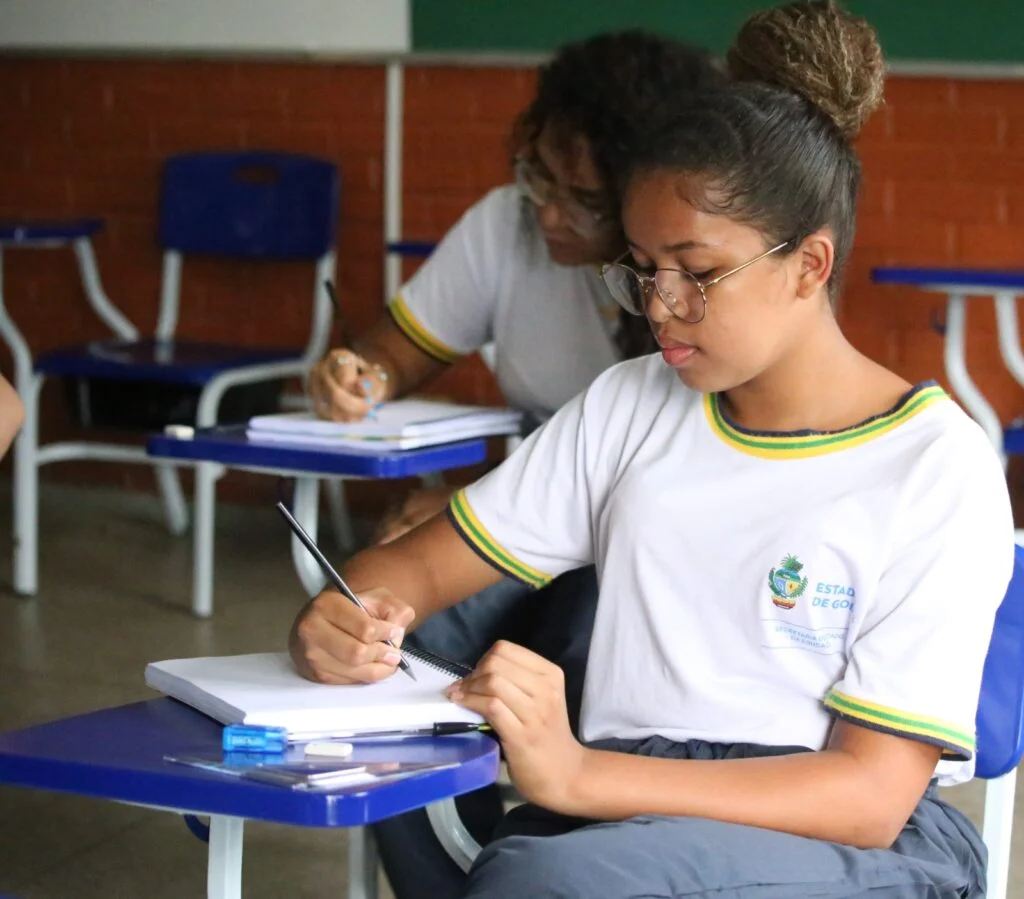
left=0, top=483, right=1022, bottom=897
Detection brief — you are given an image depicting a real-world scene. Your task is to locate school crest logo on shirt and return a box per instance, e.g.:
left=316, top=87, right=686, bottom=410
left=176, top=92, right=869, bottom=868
left=768, top=555, right=809, bottom=610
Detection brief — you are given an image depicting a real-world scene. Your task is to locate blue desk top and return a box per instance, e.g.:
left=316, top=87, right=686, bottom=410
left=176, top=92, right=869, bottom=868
left=0, top=699, right=500, bottom=828
left=147, top=426, right=488, bottom=478
left=0, top=219, right=104, bottom=245
left=872, top=267, right=1024, bottom=291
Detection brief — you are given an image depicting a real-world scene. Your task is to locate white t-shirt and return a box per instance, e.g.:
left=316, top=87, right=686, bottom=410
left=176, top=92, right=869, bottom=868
left=389, top=185, right=622, bottom=418
left=448, top=355, right=1015, bottom=785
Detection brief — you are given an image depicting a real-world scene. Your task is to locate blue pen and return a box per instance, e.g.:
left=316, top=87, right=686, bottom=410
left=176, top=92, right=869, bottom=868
left=223, top=724, right=288, bottom=754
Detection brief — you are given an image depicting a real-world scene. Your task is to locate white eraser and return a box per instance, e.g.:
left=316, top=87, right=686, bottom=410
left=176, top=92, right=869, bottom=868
left=303, top=741, right=354, bottom=758
left=164, top=424, right=195, bottom=440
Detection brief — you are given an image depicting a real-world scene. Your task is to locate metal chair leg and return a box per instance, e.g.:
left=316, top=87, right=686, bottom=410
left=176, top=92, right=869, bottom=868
left=155, top=463, right=189, bottom=536
left=982, top=769, right=1017, bottom=899
left=325, top=477, right=356, bottom=554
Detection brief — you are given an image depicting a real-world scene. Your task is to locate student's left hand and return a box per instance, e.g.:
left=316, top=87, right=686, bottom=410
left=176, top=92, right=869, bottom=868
left=446, top=640, right=587, bottom=813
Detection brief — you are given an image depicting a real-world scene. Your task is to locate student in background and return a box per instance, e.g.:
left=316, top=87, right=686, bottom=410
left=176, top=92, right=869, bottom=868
left=309, top=32, right=720, bottom=542
left=290, top=2, right=1012, bottom=896
left=308, top=33, right=721, bottom=899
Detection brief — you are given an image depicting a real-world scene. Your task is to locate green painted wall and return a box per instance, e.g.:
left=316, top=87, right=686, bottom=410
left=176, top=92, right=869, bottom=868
left=413, top=1, right=1024, bottom=64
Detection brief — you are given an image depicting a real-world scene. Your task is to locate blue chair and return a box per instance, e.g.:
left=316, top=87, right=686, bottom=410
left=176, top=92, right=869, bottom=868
left=418, top=544, right=1024, bottom=899
left=975, top=543, right=1024, bottom=899
left=14, top=151, right=339, bottom=598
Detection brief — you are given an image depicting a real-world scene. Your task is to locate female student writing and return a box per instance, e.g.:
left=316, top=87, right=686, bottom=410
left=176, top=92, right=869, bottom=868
left=290, top=2, right=1013, bottom=896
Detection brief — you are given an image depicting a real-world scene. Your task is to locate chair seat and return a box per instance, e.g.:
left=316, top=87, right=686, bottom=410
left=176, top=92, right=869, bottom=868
left=35, top=338, right=302, bottom=386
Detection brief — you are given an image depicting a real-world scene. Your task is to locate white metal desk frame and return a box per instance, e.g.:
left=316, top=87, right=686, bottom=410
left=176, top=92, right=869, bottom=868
left=915, top=281, right=1024, bottom=545
left=182, top=459, right=349, bottom=605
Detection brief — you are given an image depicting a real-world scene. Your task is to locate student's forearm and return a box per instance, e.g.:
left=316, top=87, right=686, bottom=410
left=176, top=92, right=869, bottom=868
left=342, top=514, right=503, bottom=628
left=562, top=732, right=936, bottom=849
left=341, top=542, right=442, bottom=622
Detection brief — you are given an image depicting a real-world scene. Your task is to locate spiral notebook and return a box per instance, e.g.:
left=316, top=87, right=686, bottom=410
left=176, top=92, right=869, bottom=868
left=145, top=648, right=481, bottom=740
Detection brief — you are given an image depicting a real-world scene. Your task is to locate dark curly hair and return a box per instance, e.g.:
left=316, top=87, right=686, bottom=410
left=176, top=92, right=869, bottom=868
left=513, top=30, right=723, bottom=356
left=513, top=30, right=722, bottom=215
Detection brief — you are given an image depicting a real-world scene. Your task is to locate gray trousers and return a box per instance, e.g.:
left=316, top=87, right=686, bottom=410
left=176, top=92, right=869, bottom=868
left=465, top=737, right=985, bottom=899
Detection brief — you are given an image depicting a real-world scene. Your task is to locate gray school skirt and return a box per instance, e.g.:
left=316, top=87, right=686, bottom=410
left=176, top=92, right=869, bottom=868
left=463, top=736, right=985, bottom=899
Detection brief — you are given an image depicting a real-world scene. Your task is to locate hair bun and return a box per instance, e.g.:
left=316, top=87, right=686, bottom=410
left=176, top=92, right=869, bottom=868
left=726, top=0, right=884, bottom=140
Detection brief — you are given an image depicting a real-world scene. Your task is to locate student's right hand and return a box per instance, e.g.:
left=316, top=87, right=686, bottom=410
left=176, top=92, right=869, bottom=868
left=289, top=587, right=416, bottom=684
left=308, top=348, right=389, bottom=422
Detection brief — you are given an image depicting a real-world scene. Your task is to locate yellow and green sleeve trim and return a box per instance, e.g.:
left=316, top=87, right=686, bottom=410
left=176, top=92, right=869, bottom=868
left=387, top=296, right=463, bottom=364
left=824, top=689, right=974, bottom=760
left=447, top=489, right=551, bottom=589
left=706, top=383, right=949, bottom=459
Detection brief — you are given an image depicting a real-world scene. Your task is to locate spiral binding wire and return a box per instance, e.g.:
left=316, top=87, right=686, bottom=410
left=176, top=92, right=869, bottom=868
left=404, top=644, right=472, bottom=678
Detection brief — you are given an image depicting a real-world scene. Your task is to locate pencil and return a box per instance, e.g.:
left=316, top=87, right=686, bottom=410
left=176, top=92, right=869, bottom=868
left=276, top=501, right=416, bottom=681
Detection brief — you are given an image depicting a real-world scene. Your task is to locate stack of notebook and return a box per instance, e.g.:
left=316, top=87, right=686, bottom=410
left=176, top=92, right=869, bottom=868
left=247, top=399, right=522, bottom=451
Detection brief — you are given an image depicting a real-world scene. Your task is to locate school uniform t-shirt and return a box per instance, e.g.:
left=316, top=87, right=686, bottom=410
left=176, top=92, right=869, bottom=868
left=388, top=185, right=622, bottom=418
left=447, top=355, right=1015, bottom=785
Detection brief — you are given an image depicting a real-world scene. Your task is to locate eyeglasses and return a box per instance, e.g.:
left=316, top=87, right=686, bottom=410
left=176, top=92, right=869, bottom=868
left=599, top=241, right=793, bottom=324
left=514, top=156, right=611, bottom=238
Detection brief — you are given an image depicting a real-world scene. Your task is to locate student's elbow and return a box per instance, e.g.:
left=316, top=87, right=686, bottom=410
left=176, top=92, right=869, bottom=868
left=839, top=787, right=918, bottom=850
left=849, top=811, right=907, bottom=851
left=827, top=722, right=941, bottom=850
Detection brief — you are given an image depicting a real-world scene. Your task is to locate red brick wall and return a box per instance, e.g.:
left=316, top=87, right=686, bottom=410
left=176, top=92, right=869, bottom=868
left=851, top=77, right=1024, bottom=426
left=0, top=58, right=1022, bottom=510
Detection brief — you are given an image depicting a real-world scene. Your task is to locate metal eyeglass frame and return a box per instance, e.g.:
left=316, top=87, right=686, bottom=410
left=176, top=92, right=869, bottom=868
left=601, top=239, right=793, bottom=324
left=513, top=156, right=611, bottom=237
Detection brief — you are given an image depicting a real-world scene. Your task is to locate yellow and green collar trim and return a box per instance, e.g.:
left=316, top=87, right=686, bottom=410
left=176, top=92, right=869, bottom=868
left=447, top=490, right=551, bottom=589
left=705, top=382, right=948, bottom=459
left=388, top=296, right=463, bottom=365
left=825, top=690, right=974, bottom=760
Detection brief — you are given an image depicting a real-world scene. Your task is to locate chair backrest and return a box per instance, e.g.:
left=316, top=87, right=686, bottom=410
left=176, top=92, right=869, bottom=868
left=975, top=543, right=1024, bottom=779
left=158, top=152, right=339, bottom=259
